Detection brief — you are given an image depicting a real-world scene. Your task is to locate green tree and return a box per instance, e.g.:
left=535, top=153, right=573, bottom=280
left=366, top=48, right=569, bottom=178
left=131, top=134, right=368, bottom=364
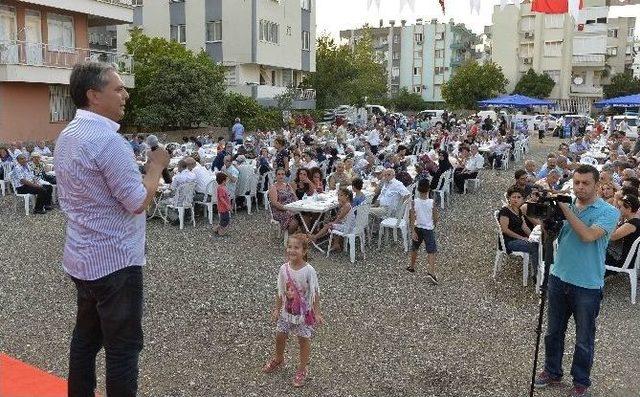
left=390, top=87, right=428, bottom=111
left=441, top=60, right=508, bottom=110
left=302, top=31, right=387, bottom=109
left=124, top=29, right=226, bottom=130
left=512, top=69, right=555, bottom=98
left=603, top=71, right=640, bottom=99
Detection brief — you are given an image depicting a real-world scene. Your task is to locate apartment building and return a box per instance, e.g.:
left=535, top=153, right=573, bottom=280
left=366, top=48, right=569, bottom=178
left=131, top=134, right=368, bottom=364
left=117, top=0, right=316, bottom=109
left=475, top=26, right=493, bottom=65
left=340, top=19, right=477, bottom=103
left=0, top=0, right=134, bottom=142
left=633, top=39, right=640, bottom=78
left=491, top=0, right=635, bottom=113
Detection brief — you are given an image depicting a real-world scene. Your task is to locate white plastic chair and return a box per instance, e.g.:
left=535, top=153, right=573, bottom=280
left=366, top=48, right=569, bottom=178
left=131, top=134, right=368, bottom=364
left=194, top=179, right=217, bottom=225
left=163, top=182, right=196, bottom=229
left=378, top=199, right=410, bottom=252
left=493, top=210, right=530, bottom=286
left=259, top=171, right=275, bottom=210
left=328, top=204, right=371, bottom=263
left=242, top=172, right=259, bottom=214
left=10, top=180, right=34, bottom=215
left=432, top=169, right=451, bottom=209
left=463, top=172, right=481, bottom=194
left=605, top=236, right=640, bottom=304
left=267, top=197, right=288, bottom=247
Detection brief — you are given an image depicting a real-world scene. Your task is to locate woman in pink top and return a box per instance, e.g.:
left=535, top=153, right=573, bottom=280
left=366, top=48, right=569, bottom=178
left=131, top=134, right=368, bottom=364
left=214, top=172, right=232, bottom=236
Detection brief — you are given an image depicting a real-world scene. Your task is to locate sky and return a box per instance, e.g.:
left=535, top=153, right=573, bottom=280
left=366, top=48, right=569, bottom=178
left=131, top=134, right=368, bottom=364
left=316, top=0, right=640, bottom=39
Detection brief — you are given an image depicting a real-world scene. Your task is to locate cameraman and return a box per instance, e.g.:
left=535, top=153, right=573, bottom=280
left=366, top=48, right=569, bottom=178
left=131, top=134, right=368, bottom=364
left=535, top=165, right=619, bottom=397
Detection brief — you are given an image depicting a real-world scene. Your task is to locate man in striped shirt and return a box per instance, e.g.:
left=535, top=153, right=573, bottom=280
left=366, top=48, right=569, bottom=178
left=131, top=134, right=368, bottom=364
left=54, top=62, right=169, bottom=397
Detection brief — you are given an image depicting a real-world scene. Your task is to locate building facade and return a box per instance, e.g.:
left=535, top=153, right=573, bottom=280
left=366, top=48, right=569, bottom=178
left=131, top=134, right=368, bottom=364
left=0, top=0, right=134, bottom=142
left=117, top=0, right=316, bottom=109
left=491, top=0, right=635, bottom=113
left=340, top=19, right=477, bottom=103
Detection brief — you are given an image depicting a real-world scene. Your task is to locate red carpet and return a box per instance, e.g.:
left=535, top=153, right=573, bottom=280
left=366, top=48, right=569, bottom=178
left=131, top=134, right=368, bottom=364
left=0, top=353, right=68, bottom=397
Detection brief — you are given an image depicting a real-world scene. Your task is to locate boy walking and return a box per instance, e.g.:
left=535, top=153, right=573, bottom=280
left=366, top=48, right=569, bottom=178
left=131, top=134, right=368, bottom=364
left=407, top=179, right=439, bottom=285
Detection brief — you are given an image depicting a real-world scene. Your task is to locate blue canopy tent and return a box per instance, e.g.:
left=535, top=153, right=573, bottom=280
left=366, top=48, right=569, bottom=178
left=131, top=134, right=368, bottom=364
left=594, top=94, right=640, bottom=108
left=477, top=94, right=556, bottom=108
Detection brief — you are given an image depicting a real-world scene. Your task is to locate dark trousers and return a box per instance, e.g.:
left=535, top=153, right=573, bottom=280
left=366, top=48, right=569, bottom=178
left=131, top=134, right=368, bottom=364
left=68, top=266, right=144, bottom=397
left=544, top=275, right=602, bottom=388
left=16, top=184, right=52, bottom=210
left=453, top=170, right=478, bottom=193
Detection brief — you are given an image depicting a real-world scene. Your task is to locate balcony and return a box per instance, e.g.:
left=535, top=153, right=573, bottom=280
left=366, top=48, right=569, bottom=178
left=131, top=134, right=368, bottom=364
left=19, top=0, right=133, bottom=25
left=450, top=57, right=463, bottom=67
left=0, top=40, right=134, bottom=87
left=572, top=54, right=605, bottom=67
left=450, top=41, right=464, bottom=50
left=570, top=84, right=603, bottom=96
left=229, top=85, right=316, bottom=109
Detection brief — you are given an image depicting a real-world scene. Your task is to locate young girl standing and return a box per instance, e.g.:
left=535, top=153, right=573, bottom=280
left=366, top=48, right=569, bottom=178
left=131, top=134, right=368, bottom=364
left=262, top=234, right=323, bottom=387
left=407, top=178, right=439, bottom=285
left=214, top=172, right=231, bottom=236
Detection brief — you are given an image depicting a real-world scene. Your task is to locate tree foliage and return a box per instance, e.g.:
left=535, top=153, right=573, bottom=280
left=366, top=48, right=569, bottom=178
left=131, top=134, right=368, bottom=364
left=223, top=93, right=282, bottom=131
left=383, top=88, right=429, bottom=111
left=302, top=31, right=387, bottom=109
left=513, top=69, right=555, bottom=98
left=441, top=60, right=508, bottom=110
left=124, top=29, right=226, bottom=130
left=603, top=71, right=640, bottom=99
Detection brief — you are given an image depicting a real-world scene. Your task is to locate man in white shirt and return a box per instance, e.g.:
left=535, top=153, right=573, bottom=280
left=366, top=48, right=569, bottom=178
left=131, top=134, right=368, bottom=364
left=569, top=136, right=589, bottom=159
left=454, top=144, right=483, bottom=193
left=196, top=141, right=207, bottom=165
left=8, top=142, right=22, bottom=161
left=170, top=159, right=196, bottom=189
left=186, top=157, right=214, bottom=200
left=371, top=168, right=410, bottom=219
left=367, top=124, right=383, bottom=154
left=32, top=141, right=52, bottom=157
left=222, top=155, right=240, bottom=198
left=487, top=136, right=511, bottom=169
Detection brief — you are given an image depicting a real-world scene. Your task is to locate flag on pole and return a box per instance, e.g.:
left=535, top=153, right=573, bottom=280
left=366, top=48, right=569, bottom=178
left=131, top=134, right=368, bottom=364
left=531, top=0, right=584, bottom=14
left=439, top=0, right=445, bottom=13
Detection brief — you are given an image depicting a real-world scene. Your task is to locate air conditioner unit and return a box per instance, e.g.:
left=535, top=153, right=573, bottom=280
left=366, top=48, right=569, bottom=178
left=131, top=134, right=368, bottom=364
left=523, top=57, right=533, bottom=64
left=524, top=32, right=534, bottom=39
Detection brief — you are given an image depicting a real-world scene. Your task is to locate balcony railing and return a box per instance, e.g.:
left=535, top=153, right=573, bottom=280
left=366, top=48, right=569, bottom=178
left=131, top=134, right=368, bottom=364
left=572, top=54, right=605, bottom=67
left=294, top=88, right=316, bottom=101
left=95, top=0, right=135, bottom=7
left=570, top=84, right=603, bottom=95
left=0, top=40, right=133, bottom=74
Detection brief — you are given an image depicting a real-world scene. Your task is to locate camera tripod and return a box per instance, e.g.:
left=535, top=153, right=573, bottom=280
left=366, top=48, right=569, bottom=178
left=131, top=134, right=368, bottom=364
left=528, top=219, right=562, bottom=397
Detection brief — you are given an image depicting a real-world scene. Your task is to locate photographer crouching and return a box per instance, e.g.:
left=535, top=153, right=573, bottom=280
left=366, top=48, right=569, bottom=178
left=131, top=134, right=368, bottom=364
left=534, top=165, right=619, bottom=397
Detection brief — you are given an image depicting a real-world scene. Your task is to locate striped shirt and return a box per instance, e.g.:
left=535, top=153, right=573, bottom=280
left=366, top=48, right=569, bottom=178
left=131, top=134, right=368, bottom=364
left=54, top=109, right=147, bottom=281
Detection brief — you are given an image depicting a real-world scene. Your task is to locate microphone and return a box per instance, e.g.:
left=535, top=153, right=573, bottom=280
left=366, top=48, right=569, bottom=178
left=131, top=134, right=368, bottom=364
left=146, top=135, right=172, bottom=183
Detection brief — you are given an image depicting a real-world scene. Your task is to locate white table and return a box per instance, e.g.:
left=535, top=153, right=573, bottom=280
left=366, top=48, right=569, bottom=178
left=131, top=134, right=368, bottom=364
left=148, top=184, right=171, bottom=221
left=285, top=193, right=340, bottom=252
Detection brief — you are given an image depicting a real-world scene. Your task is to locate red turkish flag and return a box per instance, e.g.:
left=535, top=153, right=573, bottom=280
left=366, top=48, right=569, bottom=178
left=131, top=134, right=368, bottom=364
left=531, top=0, right=583, bottom=14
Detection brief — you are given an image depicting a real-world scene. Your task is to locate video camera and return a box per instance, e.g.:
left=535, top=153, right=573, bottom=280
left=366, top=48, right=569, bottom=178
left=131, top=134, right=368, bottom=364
left=526, top=190, right=572, bottom=230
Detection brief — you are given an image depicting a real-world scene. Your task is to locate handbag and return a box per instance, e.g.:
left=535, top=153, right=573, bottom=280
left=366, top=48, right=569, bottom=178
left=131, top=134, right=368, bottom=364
left=285, top=263, right=317, bottom=326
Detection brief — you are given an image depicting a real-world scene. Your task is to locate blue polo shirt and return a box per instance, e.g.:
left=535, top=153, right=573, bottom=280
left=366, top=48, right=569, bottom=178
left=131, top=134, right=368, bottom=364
left=552, top=197, right=619, bottom=289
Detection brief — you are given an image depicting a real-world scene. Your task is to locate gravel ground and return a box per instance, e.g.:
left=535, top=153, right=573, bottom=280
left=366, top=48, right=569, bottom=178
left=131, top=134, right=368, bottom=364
left=1, top=137, right=638, bottom=397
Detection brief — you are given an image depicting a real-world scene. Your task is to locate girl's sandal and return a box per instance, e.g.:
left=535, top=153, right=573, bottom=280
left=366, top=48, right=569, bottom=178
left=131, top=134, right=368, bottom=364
left=261, top=358, right=284, bottom=374
left=293, top=367, right=309, bottom=387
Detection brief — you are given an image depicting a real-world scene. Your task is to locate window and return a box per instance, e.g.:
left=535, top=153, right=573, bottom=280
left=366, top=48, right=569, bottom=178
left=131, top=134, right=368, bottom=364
left=414, top=50, right=422, bottom=59
left=519, top=43, right=534, bottom=57
left=302, top=30, right=310, bottom=50
left=413, top=85, right=422, bottom=93
left=606, top=46, right=618, bottom=56
left=391, top=66, right=399, bottom=77
left=170, top=24, right=186, bottom=44
left=393, top=34, right=399, bottom=44
left=259, top=20, right=279, bottom=44
left=434, top=49, right=444, bottom=58
left=47, top=13, right=74, bottom=51
left=414, top=33, right=423, bottom=43
left=49, top=85, right=75, bottom=123
left=271, top=70, right=276, bottom=86
left=626, top=45, right=632, bottom=55
left=206, top=21, right=222, bottom=42
left=628, top=27, right=634, bottom=37
left=544, top=14, right=564, bottom=29
left=435, top=66, right=446, bottom=75
left=132, top=0, right=143, bottom=5
left=301, top=0, right=311, bottom=10
left=544, top=70, right=560, bottom=83
left=608, top=28, right=618, bottom=38
left=543, top=40, right=563, bottom=57
left=392, top=51, right=400, bottom=60
left=520, top=16, right=535, bottom=31
left=435, top=32, right=444, bottom=40
left=596, top=17, right=607, bottom=24
left=413, top=66, right=421, bottom=76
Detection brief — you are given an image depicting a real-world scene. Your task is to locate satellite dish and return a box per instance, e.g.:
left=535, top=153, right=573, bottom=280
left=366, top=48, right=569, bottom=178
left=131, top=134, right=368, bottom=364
left=573, top=76, right=584, bottom=85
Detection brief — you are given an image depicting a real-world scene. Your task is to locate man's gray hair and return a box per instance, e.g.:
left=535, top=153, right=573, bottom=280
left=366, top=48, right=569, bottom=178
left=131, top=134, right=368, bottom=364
left=70, top=62, right=117, bottom=108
